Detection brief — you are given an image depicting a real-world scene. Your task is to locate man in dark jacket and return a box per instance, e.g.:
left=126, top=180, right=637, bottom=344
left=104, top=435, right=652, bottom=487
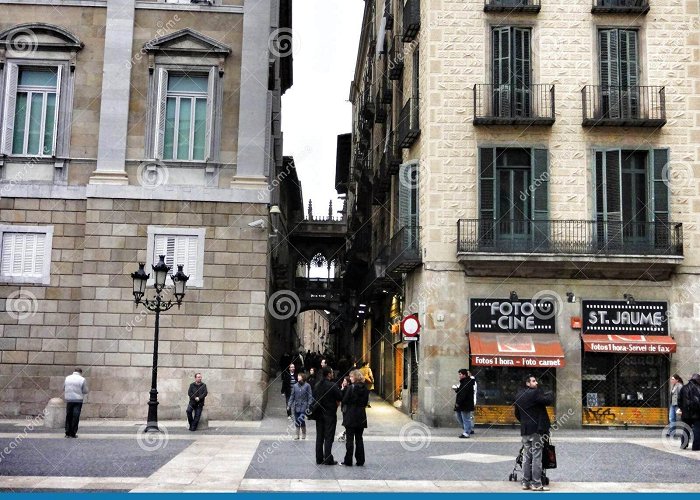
left=514, top=375, right=552, bottom=491
left=678, top=373, right=700, bottom=451
left=281, top=363, right=297, bottom=418
left=313, top=367, right=343, bottom=465
left=453, top=369, right=476, bottom=438
left=187, top=372, right=208, bottom=431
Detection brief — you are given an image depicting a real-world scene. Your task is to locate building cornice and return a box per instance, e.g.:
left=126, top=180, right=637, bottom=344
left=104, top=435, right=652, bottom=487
left=0, top=1, right=244, bottom=13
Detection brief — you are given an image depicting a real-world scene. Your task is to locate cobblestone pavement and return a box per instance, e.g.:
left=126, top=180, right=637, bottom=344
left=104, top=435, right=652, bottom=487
left=1, top=380, right=699, bottom=492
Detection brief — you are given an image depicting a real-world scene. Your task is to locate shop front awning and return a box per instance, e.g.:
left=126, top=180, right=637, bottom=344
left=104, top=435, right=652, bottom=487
left=582, top=334, right=676, bottom=354
left=469, top=333, right=566, bottom=368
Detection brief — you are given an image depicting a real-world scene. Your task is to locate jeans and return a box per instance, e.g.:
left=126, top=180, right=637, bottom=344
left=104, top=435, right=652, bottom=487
left=65, top=402, right=83, bottom=437
left=344, top=426, right=365, bottom=465
left=293, top=411, right=306, bottom=428
left=186, top=404, right=203, bottom=431
left=455, top=410, right=474, bottom=435
left=315, top=415, right=338, bottom=464
left=668, top=405, right=678, bottom=435
left=522, top=433, right=545, bottom=487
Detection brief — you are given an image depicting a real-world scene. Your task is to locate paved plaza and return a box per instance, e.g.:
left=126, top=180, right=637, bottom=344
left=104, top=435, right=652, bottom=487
left=0, top=382, right=699, bottom=493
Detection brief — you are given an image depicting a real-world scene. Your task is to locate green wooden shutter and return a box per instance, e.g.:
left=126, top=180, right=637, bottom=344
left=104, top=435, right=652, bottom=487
left=492, top=27, right=511, bottom=117
left=398, top=162, right=418, bottom=248
left=532, top=148, right=549, bottom=248
left=599, top=29, right=620, bottom=119
left=601, top=150, right=623, bottom=250
left=479, top=147, right=496, bottom=246
left=513, top=28, right=531, bottom=117
left=651, top=149, right=670, bottom=248
left=619, top=30, right=639, bottom=118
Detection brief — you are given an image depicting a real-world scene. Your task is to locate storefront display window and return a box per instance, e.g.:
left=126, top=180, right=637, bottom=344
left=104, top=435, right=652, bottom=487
left=473, top=367, right=556, bottom=406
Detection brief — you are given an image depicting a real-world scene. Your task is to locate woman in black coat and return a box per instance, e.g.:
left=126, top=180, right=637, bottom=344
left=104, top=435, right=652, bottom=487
left=340, top=369, right=370, bottom=466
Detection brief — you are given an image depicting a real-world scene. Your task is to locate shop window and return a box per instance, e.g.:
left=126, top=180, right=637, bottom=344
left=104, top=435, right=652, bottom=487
left=473, top=367, right=556, bottom=406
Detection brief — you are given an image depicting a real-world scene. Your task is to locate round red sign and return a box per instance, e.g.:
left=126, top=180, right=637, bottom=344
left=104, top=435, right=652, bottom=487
left=401, top=315, right=421, bottom=337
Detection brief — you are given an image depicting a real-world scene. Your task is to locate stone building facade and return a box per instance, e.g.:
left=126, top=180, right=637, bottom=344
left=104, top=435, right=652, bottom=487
left=0, top=0, right=293, bottom=419
left=342, top=0, right=700, bottom=428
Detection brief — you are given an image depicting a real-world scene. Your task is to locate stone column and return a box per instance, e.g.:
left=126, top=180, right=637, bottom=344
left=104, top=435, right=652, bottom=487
left=232, top=0, right=272, bottom=190
left=89, top=0, right=135, bottom=185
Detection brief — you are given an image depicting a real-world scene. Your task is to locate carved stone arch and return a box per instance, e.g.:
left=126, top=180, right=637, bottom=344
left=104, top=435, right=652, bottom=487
left=0, top=23, right=83, bottom=69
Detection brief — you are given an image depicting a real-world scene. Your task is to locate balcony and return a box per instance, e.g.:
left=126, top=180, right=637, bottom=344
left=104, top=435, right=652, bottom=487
left=379, top=78, right=393, bottom=105
left=386, top=130, right=402, bottom=175
left=388, top=36, right=404, bottom=80
left=398, top=98, right=420, bottom=148
left=378, top=152, right=392, bottom=193
left=591, top=0, right=649, bottom=14
left=484, top=0, right=541, bottom=13
left=582, top=85, right=666, bottom=127
left=375, top=99, right=388, bottom=124
left=473, top=84, right=555, bottom=126
left=456, top=219, right=683, bottom=280
left=387, top=226, right=422, bottom=274
left=402, top=0, right=420, bottom=42
left=384, top=0, right=394, bottom=30
left=360, top=88, right=375, bottom=121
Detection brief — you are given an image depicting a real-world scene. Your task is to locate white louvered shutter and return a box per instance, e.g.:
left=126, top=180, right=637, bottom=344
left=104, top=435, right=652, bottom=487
left=50, top=65, right=63, bottom=156
left=154, top=68, right=168, bottom=159
left=1, top=63, right=19, bottom=155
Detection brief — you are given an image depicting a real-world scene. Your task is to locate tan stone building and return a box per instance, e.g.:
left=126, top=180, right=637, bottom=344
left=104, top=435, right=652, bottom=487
left=0, top=0, right=294, bottom=419
left=297, top=309, right=330, bottom=354
left=342, top=0, right=700, bottom=428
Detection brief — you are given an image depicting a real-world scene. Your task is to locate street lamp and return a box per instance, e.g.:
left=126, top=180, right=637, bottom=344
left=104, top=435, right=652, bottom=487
left=130, top=256, right=189, bottom=432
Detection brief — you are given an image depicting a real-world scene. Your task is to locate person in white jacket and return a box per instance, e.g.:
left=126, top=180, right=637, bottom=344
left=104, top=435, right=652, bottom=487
left=64, top=368, right=89, bottom=438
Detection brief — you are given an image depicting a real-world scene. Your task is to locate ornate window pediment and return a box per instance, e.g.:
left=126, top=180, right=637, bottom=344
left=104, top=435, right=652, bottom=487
left=144, top=28, right=231, bottom=73
left=0, top=24, right=83, bottom=67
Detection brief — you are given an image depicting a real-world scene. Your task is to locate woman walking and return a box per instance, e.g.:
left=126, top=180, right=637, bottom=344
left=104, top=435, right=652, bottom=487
left=359, top=361, right=374, bottom=407
left=287, top=373, right=313, bottom=440
left=668, top=374, right=684, bottom=438
left=340, top=369, right=369, bottom=466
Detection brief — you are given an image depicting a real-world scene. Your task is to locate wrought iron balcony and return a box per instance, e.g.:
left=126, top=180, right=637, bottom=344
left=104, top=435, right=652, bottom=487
left=386, top=130, right=402, bottom=175
left=591, top=0, right=649, bottom=14
left=388, top=35, right=404, bottom=80
left=398, top=98, right=420, bottom=148
left=387, top=226, right=422, bottom=274
left=457, top=219, right=683, bottom=256
left=484, top=0, right=541, bottom=13
left=473, top=84, right=555, bottom=126
left=582, top=85, right=666, bottom=127
left=402, top=0, right=420, bottom=42
left=360, top=87, right=375, bottom=121
left=375, top=99, right=388, bottom=124
left=378, top=151, right=392, bottom=193
left=457, top=219, right=683, bottom=279
left=384, top=0, right=394, bottom=30
left=379, top=77, right=393, bottom=105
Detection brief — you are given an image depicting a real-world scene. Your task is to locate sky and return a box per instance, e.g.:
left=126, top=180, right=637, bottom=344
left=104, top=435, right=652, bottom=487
left=281, top=0, right=364, bottom=219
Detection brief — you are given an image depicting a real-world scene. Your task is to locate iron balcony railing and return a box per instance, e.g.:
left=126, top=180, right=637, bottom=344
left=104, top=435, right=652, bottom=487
left=386, top=130, right=402, bottom=175
left=402, top=0, right=420, bottom=42
left=379, top=76, right=393, bottom=105
left=375, top=92, right=388, bottom=123
left=484, top=0, right=541, bottom=12
left=388, top=225, right=422, bottom=273
left=398, top=98, right=420, bottom=148
left=456, top=219, right=683, bottom=256
left=582, top=85, right=666, bottom=127
left=591, top=0, right=649, bottom=14
left=388, top=35, right=404, bottom=80
left=384, top=0, right=394, bottom=30
left=473, top=84, right=555, bottom=125
left=360, top=86, right=375, bottom=121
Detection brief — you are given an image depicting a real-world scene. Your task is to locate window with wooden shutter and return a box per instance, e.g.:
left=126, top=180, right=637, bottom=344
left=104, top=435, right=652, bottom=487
left=492, top=27, right=531, bottom=118
left=398, top=162, right=419, bottom=247
left=532, top=148, right=549, bottom=246
left=479, top=147, right=496, bottom=246
left=0, top=226, right=53, bottom=284
left=148, top=227, right=205, bottom=287
left=1, top=63, right=19, bottom=155
left=599, top=28, right=638, bottom=119
left=651, top=149, right=670, bottom=248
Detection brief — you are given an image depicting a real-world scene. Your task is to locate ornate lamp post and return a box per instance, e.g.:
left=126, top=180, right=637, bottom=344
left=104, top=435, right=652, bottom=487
left=131, top=256, right=189, bottom=432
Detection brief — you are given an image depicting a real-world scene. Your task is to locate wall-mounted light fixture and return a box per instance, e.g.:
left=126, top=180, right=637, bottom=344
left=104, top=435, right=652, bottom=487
left=566, top=292, right=576, bottom=303
left=510, top=291, right=518, bottom=301
left=624, top=294, right=635, bottom=305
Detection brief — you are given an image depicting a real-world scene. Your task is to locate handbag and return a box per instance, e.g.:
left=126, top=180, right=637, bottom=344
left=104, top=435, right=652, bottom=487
left=542, top=442, right=557, bottom=469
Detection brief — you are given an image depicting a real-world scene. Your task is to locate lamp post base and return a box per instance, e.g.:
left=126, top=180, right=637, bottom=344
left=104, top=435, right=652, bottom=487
left=145, top=390, right=159, bottom=432
left=144, top=422, right=161, bottom=432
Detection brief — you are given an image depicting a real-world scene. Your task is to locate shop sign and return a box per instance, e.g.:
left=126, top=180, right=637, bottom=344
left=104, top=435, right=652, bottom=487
left=470, top=298, right=556, bottom=334
left=583, top=335, right=675, bottom=354
left=472, top=355, right=563, bottom=368
left=401, top=314, right=420, bottom=341
left=582, top=300, right=668, bottom=335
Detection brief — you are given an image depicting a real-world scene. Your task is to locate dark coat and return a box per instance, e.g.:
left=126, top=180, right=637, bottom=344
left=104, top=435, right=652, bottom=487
left=514, top=387, right=552, bottom=436
left=342, top=382, right=370, bottom=428
left=678, top=377, right=700, bottom=421
left=313, top=378, right=343, bottom=417
left=188, top=382, right=208, bottom=408
left=455, top=377, right=476, bottom=412
left=281, top=369, right=297, bottom=395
